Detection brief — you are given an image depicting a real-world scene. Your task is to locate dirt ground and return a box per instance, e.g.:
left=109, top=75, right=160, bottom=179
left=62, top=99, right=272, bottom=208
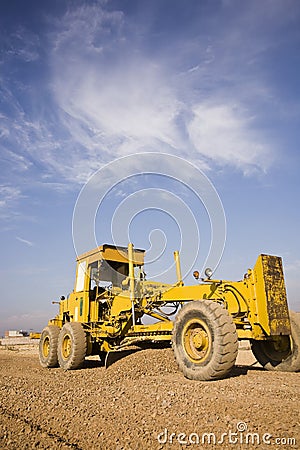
left=0, top=346, right=299, bottom=450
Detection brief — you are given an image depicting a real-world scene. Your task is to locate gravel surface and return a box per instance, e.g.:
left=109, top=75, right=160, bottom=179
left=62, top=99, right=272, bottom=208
left=0, top=346, right=299, bottom=449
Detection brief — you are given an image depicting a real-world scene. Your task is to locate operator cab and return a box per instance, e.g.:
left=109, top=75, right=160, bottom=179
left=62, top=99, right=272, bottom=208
left=74, top=244, right=145, bottom=299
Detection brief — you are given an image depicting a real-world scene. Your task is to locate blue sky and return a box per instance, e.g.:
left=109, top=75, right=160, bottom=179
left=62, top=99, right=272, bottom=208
left=1, top=0, right=300, bottom=335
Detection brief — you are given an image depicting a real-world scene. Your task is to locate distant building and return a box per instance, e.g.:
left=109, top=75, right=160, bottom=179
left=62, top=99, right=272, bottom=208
left=4, top=330, right=29, bottom=338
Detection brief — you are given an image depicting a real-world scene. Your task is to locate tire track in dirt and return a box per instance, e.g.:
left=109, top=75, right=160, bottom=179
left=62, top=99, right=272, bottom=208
left=0, top=405, right=83, bottom=449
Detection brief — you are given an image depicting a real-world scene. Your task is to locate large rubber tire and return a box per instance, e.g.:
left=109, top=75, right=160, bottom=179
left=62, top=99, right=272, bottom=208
left=172, top=300, right=238, bottom=381
left=251, top=311, right=300, bottom=372
left=39, top=325, right=60, bottom=368
left=57, top=322, right=87, bottom=370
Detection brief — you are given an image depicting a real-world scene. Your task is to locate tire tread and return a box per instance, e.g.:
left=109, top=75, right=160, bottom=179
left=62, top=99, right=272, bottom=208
left=39, top=325, right=60, bottom=368
left=57, top=322, right=87, bottom=370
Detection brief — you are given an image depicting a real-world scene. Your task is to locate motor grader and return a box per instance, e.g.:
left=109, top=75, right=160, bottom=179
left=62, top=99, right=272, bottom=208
left=39, top=243, right=300, bottom=381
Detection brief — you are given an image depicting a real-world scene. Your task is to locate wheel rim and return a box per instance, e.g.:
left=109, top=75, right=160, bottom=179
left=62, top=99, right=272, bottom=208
left=42, top=336, right=50, bottom=357
left=182, top=318, right=212, bottom=363
left=62, top=334, right=72, bottom=359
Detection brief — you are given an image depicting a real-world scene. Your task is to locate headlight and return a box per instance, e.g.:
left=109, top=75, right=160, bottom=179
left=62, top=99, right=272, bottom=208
left=193, top=270, right=200, bottom=280
left=204, top=267, right=213, bottom=279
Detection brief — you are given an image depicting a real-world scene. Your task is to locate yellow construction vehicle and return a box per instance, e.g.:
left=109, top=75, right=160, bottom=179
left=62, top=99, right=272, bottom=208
left=29, top=332, right=41, bottom=340
left=39, top=243, right=300, bottom=380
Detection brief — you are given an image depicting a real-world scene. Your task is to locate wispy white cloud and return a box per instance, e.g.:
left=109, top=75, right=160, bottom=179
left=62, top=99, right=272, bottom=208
left=63, top=65, right=179, bottom=143
left=46, top=1, right=279, bottom=181
left=1, top=0, right=297, bottom=188
left=1, top=26, right=40, bottom=63
left=187, top=103, right=271, bottom=174
left=0, top=185, right=23, bottom=218
left=1, top=148, right=32, bottom=172
left=16, top=236, right=34, bottom=246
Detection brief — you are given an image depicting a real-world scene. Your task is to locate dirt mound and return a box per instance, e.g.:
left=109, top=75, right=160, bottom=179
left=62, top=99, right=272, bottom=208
left=0, top=348, right=299, bottom=449
left=103, top=348, right=179, bottom=382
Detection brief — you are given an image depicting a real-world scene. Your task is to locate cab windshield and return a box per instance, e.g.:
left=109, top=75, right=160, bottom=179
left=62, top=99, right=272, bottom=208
left=90, top=259, right=129, bottom=289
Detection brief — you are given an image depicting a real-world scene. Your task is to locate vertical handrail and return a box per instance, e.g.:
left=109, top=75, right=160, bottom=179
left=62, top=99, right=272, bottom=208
left=174, top=250, right=183, bottom=286
left=128, top=243, right=136, bottom=325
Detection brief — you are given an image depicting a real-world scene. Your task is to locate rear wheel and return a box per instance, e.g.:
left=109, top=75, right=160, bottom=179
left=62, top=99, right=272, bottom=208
left=57, top=322, right=87, bottom=370
left=39, top=325, right=60, bottom=368
left=251, top=311, right=300, bottom=372
left=172, top=300, right=238, bottom=381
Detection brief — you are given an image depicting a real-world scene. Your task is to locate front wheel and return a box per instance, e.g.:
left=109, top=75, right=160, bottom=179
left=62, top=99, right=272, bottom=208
left=251, top=311, right=300, bottom=372
left=57, top=322, right=87, bottom=370
left=172, top=300, right=238, bottom=381
left=39, top=325, right=60, bottom=368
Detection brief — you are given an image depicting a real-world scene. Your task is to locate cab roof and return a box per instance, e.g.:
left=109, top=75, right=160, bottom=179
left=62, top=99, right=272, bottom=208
left=76, top=244, right=145, bottom=265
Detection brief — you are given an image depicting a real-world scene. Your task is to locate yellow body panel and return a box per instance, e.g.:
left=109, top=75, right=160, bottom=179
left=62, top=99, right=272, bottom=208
left=251, top=254, right=290, bottom=336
